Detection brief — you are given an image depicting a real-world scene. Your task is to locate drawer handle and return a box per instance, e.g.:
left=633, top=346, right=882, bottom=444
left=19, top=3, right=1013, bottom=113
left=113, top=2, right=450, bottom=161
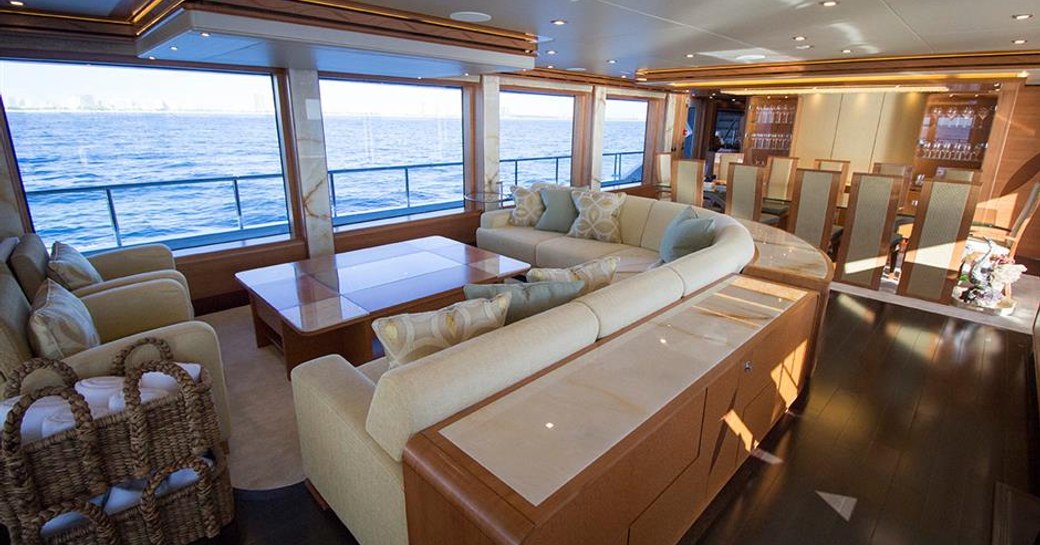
left=744, top=361, right=753, bottom=373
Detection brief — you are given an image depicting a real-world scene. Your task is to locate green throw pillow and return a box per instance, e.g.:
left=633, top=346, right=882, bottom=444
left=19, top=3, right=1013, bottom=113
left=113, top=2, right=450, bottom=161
left=659, top=208, right=715, bottom=263
left=534, top=189, right=578, bottom=233
left=463, top=281, right=586, bottom=324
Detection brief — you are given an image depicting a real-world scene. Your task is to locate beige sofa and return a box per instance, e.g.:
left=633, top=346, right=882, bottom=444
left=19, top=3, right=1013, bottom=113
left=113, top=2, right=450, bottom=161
left=292, top=196, right=755, bottom=545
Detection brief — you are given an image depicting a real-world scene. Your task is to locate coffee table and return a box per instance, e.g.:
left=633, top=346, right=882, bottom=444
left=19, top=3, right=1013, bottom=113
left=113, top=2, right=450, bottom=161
left=235, top=236, right=530, bottom=377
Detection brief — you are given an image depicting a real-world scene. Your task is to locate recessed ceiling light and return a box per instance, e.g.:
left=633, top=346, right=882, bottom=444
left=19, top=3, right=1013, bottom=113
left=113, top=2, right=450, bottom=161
left=820, top=0, right=838, bottom=6
left=417, top=76, right=423, bottom=79
left=841, top=48, right=853, bottom=53
left=620, top=75, right=628, bottom=79
left=796, top=44, right=814, bottom=50
left=450, top=11, right=491, bottom=23
left=1012, top=14, right=1033, bottom=20
left=200, top=32, right=210, bottom=37
left=685, top=53, right=696, bottom=58
left=463, top=72, right=469, bottom=76
left=1013, top=39, right=1028, bottom=45
left=546, top=65, right=555, bottom=69
left=170, top=46, right=179, bottom=51
left=546, top=49, right=557, bottom=55
left=607, top=59, right=616, bottom=64
left=9, top=0, right=24, bottom=5
left=793, top=36, right=807, bottom=41
left=551, top=19, right=567, bottom=26
left=147, top=56, right=156, bottom=60
left=636, top=77, right=648, bottom=81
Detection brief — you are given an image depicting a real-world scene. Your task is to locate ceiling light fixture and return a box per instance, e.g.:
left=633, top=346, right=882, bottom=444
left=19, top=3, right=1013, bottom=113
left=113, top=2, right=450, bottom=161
left=546, top=65, right=555, bottom=69
left=546, top=49, right=557, bottom=55
left=820, top=0, right=838, bottom=6
left=148, top=56, right=156, bottom=60
left=1012, top=14, right=1033, bottom=20
left=841, top=48, right=853, bottom=53
left=796, top=44, right=814, bottom=49
left=449, top=11, right=491, bottom=23
left=793, top=36, right=807, bottom=41
left=9, top=0, right=24, bottom=6
left=621, top=75, right=629, bottom=79
left=1013, top=39, right=1028, bottom=45
left=721, top=85, right=950, bottom=96
left=170, top=46, right=179, bottom=51
left=685, top=53, right=696, bottom=58
left=636, top=77, right=648, bottom=81
left=551, top=19, right=567, bottom=26
left=200, top=32, right=210, bottom=37
left=607, top=59, right=616, bottom=64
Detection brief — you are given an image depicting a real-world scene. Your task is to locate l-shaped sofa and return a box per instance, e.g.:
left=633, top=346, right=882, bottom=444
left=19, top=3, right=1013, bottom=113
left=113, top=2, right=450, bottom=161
left=292, top=195, right=759, bottom=545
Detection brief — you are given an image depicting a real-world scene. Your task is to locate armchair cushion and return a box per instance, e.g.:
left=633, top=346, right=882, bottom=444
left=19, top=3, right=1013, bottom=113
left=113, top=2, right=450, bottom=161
left=0, top=272, right=32, bottom=386
left=87, top=244, right=176, bottom=280
left=80, top=278, right=193, bottom=343
left=10, top=233, right=48, bottom=301
left=27, top=279, right=101, bottom=359
left=47, top=241, right=103, bottom=290
left=72, top=269, right=190, bottom=299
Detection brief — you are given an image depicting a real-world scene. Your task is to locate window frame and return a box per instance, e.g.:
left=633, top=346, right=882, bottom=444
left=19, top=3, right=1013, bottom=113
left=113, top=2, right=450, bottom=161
left=600, top=94, right=653, bottom=189
left=0, top=56, right=300, bottom=252
left=316, top=73, right=471, bottom=227
left=498, top=85, right=587, bottom=188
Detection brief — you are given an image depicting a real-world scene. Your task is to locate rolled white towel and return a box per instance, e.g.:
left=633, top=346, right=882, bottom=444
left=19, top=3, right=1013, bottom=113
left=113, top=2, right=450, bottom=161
left=107, top=387, right=168, bottom=413
left=1, top=395, right=69, bottom=443
left=41, top=406, right=111, bottom=440
left=74, top=376, right=124, bottom=410
left=139, top=363, right=202, bottom=393
left=163, top=457, right=216, bottom=494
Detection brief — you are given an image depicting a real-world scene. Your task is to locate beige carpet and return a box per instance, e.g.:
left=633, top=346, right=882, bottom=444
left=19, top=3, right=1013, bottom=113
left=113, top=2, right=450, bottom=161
left=200, top=306, right=305, bottom=491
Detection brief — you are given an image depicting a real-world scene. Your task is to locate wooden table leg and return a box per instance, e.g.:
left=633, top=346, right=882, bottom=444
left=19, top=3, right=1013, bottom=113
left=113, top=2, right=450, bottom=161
left=248, top=295, right=273, bottom=349
left=280, top=320, right=376, bottom=379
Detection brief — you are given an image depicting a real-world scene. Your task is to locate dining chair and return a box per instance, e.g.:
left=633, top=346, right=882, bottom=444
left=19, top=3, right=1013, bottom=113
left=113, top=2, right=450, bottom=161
left=725, top=163, right=766, bottom=223
left=765, top=156, right=799, bottom=201
left=673, top=159, right=705, bottom=207
left=787, top=169, right=842, bottom=251
left=655, top=153, right=672, bottom=193
left=715, top=152, right=744, bottom=185
left=969, top=180, right=1040, bottom=259
left=813, top=159, right=852, bottom=187
left=897, top=177, right=982, bottom=302
left=935, top=167, right=981, bottom=183
left=834, top=173, right=903, bottom=289
left=871, top=162, right=913, bottom=208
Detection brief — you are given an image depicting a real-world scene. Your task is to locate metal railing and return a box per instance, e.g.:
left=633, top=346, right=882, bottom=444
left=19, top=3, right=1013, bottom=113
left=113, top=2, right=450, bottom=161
left=22, top=150, right=646, bottom=251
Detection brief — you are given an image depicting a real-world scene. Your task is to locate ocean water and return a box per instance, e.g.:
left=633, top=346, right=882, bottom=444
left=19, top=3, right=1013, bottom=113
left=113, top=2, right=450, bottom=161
left=8, top=111, right=646, bottom=250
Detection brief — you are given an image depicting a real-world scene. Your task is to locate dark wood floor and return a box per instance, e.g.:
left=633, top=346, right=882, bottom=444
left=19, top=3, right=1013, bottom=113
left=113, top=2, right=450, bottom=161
left=4, top=292, right=1034, bottom=545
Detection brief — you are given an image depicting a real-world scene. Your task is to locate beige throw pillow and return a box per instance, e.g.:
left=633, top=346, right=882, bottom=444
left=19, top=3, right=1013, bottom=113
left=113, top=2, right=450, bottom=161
left=568, top=190, right=626, bottom=243
left=47, top=241, right=103, bottom=291
left=509, top=186, right=545, bottom=227
left=527, top=256, right=620, bottom=295
left=27, top=279, right=101, bottom=359
left=372, top=293, right=512, bottom=369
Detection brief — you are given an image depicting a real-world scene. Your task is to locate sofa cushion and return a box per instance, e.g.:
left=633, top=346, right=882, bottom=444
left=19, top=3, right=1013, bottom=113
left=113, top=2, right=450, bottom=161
left=639, top=201, right=693, bottom=252
left=567, top=190, right=626, bottom=243
left=575, top=267, right=685, bottom=338
left=358, top=357, right=390, bottom=385
left=606, top=246, right=662, bottom=282
left=366, top=301, right=600, bottom=461
left=48, top=241, right=103, bottom=290
left=534, top=236, right=629, bottom=269
left=0, top=270, right=32, bottom=385
left=463, top=281, right=585, bottom=324
left=659, top=208, right=715, bottom=263
left=476, top=226, right=563, bottom=266
left=372, top=293, right=511, bottom=369
left=509, top=186, right=545, bottom=227
left=10, top=233, right=49, bottom=301
left=618, top=196, right=654, bottom=247
left=527, top=256, right=619, bottom=295
left=535, top=188, right=578, bottom=233
left=27, top=279, right=101, bottom=359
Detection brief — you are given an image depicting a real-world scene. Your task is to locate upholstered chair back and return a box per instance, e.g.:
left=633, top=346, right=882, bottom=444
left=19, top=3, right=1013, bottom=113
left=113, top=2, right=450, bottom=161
left=788, top=169, right=842, bottom=250
left=897, top=178, right=981, bottom=302
left=814, top=159, right=851, bottom=187
left=872, top=162, right=913, bottom=207
left=655, top=153, right=672, bottom=189
left=673, top=159, right=705, bottom=206
left=715, top=152, right=744, bottom=184
left=765, top=156, right=798, bottom=201
left=936, top=167, right=980, bottom=183
left=725, top=164, right=765, bottom=222
left=834, top=174, right=902, bottom=289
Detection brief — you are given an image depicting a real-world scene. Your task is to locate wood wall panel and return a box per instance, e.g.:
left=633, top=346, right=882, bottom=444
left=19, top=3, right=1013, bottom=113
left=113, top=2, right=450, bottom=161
left=830, top=93, right=885, bottom=175
left=986, top=86, right=1040, bottom=258
left=871, top=92, right=927, bottom=166
left=791, top=94, right=842, bottom=168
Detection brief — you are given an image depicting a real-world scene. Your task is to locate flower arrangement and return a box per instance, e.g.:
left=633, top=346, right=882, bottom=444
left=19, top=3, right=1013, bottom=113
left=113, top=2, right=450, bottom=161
left=958, top=244, right=1027, bottom=311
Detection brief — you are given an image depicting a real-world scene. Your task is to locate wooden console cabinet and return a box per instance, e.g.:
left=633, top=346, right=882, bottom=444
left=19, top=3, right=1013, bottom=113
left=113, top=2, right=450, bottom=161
left=403, top=275, right=818, bottom=545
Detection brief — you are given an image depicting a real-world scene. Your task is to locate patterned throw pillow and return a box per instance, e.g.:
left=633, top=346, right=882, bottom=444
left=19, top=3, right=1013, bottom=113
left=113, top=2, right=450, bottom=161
left=526, top=256, right=620, bottom=295
left=509, top=186, right=546, bottom=226
left=372, top=293, right=512, bottom=369
left=27, top=279, right=101, bottom=359
left=568, top=190, right=627, bottom=243
left=463, top=281, right=586, bottom=324
left=47, top=241, right=103, bottom=291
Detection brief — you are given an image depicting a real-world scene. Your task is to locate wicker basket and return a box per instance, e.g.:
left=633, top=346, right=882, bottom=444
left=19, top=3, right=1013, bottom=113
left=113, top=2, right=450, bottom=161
left=0, top=338, right=233, bottom=544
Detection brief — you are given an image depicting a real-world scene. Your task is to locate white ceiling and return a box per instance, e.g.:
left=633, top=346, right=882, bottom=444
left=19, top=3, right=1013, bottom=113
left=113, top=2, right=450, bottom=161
left=358, top=0, right=1040, bottom=76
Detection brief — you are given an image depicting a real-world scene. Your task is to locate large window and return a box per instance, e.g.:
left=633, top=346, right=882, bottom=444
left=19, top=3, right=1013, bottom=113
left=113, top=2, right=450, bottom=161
left=319, top=79, right=463, bottom=225
left=0, top=61, right=289, bottom=251
left=500, top=91, right=575, bottom=186
left=602, top=98, right=649, bottom=187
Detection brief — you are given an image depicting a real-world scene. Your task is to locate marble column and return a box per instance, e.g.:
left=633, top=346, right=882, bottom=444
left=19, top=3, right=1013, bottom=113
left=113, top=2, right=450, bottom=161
left=661, top=93, right=682, bottom=153
left=287, top=69, right=335, bottom=258
left=0, top=96, right=27, bottom=237
left=477, top=75, right=502, bottom=210
left=587, top=87, right=608, bottom=191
